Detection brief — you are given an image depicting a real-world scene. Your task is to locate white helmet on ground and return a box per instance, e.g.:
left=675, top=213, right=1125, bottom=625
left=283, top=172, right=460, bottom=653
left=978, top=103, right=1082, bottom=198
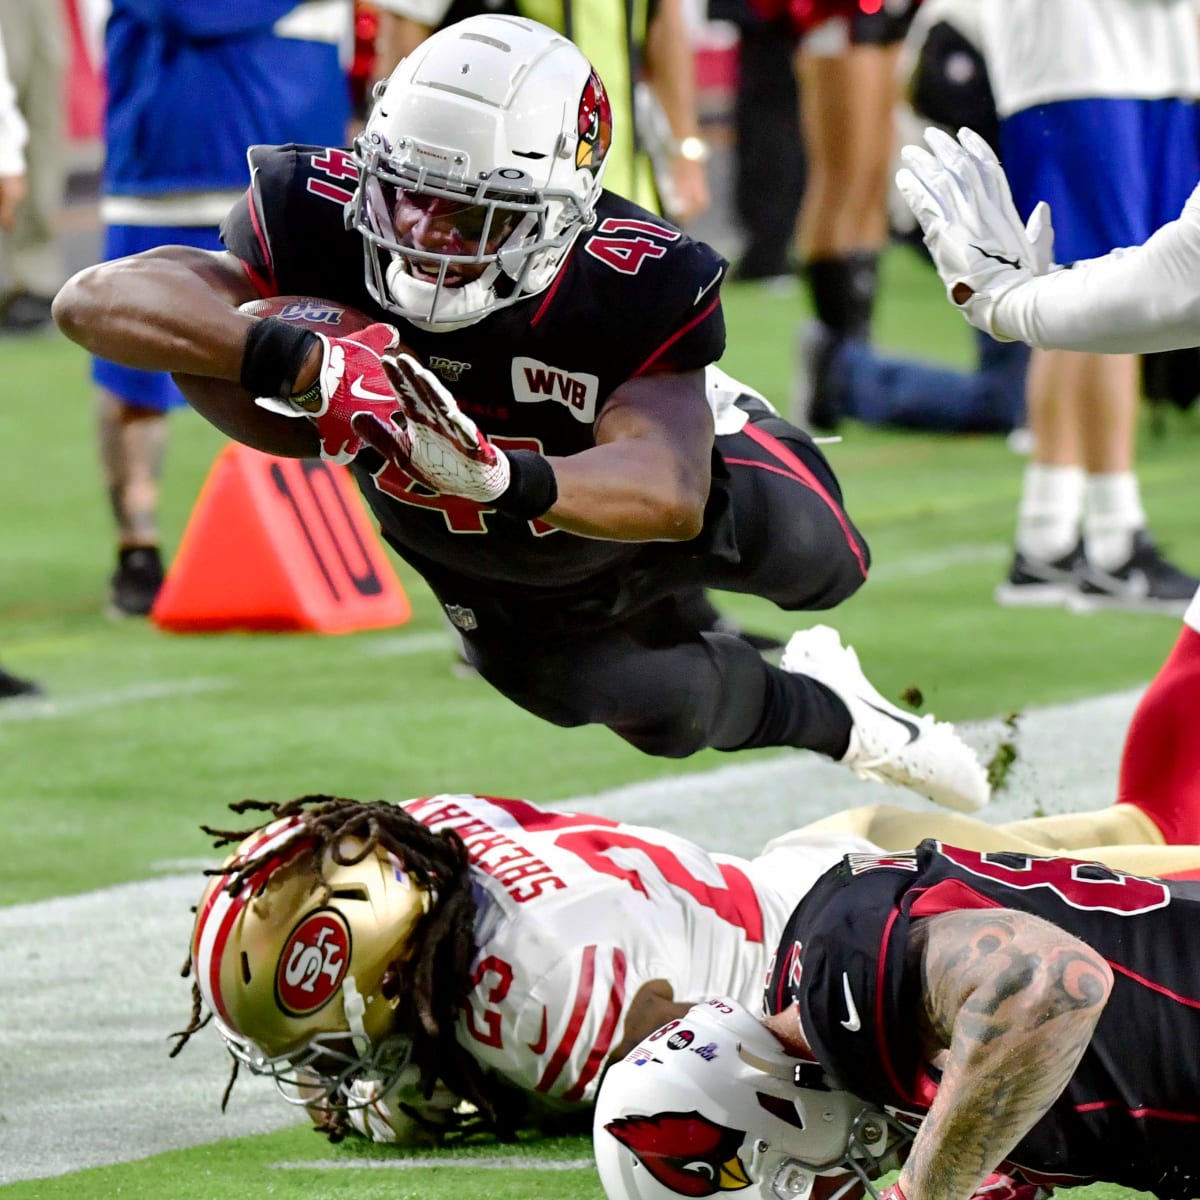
left=349, top=14, right=612, bottom=329
left=593, top=998, right=913, bottom=1200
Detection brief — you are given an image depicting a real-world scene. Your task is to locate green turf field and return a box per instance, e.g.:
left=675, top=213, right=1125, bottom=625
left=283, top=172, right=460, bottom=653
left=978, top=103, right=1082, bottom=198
left=1, top=247, right=1193, bottom=1197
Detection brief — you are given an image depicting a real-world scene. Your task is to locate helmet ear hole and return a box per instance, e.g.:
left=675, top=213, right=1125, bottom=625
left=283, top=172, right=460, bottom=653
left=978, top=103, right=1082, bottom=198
left=380, top=966, right=401, bottom=1001
left=758, top=1092, right=806, bottom=1131
left=240, top=951, right=252, bottom=985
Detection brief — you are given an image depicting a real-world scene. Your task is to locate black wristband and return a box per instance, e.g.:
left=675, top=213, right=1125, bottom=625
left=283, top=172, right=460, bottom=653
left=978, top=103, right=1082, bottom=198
left=240, top=317, right=320, bottom=400
left=493, top=450, right=558, bottom=519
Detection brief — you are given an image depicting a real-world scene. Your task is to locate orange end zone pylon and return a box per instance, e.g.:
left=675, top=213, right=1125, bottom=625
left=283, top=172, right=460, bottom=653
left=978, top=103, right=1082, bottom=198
left=152, top=444, right=411, bottom=633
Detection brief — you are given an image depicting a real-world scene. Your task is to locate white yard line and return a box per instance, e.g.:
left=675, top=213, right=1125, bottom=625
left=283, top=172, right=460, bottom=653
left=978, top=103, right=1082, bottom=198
left=0, top=686, right=1144, bottom=1185
left=0, top=678, right=230, bottom=723
left=269, top=1157, right=595, bottom=1171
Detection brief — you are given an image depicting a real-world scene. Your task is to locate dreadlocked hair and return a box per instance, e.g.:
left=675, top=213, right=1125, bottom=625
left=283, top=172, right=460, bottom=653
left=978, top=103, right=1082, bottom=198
left=171, top=793, right=524, bottom=1142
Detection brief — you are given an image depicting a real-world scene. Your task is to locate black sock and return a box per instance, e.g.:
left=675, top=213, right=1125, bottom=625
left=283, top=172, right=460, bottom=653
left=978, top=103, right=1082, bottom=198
left=737, top=664, right=852, bottom=757
left=805, top=251, right=879, bottom=340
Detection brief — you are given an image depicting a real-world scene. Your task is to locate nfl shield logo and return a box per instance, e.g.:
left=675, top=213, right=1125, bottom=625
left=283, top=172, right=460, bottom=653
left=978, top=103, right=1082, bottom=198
left=444, top=604, right=477, bottom=632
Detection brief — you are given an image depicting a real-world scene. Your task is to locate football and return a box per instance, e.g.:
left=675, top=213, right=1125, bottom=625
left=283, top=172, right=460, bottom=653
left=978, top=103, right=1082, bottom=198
left=171, top=295, right=387, bottom=454
left=238, top=294, right=379, bottom=334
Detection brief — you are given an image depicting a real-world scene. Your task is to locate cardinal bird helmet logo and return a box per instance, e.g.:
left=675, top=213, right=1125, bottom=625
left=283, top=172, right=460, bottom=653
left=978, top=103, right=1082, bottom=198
left=576, top=69, right=613, bottom=174
left=604, top=1111, right=752, bottom=1197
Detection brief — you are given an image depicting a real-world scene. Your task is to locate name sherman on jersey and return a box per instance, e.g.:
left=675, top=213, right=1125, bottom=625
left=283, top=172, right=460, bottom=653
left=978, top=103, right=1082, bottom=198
left=765, top=839, right=1200, bottom=1200
left=221, top=144, right=728, bottom=589
left=390, top=795, right=866, bottom=1115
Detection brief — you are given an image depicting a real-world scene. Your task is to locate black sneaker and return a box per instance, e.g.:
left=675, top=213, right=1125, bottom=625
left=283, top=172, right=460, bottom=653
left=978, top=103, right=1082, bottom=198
left=792, top=320, right=844, bottom=432
left=0, top=665, right=43, bottom=700
left=994, top=541, right=1086, bottom=608
left=0, top=291, right=56, bottom=334
left=1069, top=531, right=1198, bottom=615
left=109, top=546, right=165, bottom=618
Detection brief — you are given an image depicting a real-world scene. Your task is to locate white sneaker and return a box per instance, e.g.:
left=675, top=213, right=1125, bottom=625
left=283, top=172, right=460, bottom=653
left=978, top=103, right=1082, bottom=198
left=782, top=625, right=990, bottom=813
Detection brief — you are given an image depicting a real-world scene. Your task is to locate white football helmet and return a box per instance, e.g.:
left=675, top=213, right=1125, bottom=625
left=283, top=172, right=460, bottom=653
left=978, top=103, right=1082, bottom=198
left=594, top=999, right=913, bottom=1200
left=189, top=815, right=433, bottom=1111
left=348, top=14, right=612, bottom=329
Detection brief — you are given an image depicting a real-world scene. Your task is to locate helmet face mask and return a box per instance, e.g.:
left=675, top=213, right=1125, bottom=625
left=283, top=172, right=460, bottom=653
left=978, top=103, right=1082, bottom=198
left=348, top=14, right=612, bottom=329
left=190, top=816, right=432, bottom=1113
left=593, top=999, right=914, bottom=1200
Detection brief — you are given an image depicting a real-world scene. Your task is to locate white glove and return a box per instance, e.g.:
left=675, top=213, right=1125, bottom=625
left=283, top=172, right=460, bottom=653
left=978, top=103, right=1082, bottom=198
left=350, top=353, right=512, bottom=503
left=895, top=126, right=1055, bottom=337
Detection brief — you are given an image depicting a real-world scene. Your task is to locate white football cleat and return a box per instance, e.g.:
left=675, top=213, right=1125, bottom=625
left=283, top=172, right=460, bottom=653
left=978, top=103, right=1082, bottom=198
left=783, top=624, right=990, bottom=813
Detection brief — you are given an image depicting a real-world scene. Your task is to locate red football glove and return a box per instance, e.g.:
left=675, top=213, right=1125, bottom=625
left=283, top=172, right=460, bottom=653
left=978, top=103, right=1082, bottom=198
left=350, top=352, right=511, bottom=503
left=256, top=323, right=402, bottom=463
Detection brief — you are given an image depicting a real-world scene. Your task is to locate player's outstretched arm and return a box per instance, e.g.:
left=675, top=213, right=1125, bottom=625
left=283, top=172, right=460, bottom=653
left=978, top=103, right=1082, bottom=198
left=54, top=247, right=320, bottom=457
left=53, top=246, right=261, bottom=377
left=898, top=127, right=1200, bottom=353
left=897, top=909, right=1112, bottom=1200
left=987, top=187, right=1200, bottom=352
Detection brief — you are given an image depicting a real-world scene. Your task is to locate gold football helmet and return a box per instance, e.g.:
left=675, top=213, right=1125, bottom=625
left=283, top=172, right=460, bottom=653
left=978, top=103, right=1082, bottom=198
left=190, top=815, right=433, bottom=1108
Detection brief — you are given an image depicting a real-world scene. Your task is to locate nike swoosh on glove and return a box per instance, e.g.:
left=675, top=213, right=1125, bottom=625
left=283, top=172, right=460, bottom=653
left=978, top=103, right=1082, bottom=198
left=895, top=126, right=1055, bottom=337
left=256, top=323, right=402, bottom=463
left=350, top=353, right=511, bottom=503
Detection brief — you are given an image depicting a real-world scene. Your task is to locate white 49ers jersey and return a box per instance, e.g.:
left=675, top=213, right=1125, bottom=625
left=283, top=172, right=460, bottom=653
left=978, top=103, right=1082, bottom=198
left=401, top=794, right=876, bottom=1107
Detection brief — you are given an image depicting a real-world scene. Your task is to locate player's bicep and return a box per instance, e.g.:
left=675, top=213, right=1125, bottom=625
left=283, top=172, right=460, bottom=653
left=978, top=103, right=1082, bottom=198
left=593, top=372, right=714, bottom=488
left=909, top=908, right=1112, bottom=1058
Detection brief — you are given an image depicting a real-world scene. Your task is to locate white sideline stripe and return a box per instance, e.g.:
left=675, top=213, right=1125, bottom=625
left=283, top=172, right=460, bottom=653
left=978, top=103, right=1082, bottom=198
left=0, top=634, right=452, bottom=725
left=0, top=678, right=229, bottom=722
left=0, top=685, right=1148, bottom=1186
left=269, top=1156, right=595, bottom=1171
left=866, top=542, right=1008, bottom=581
left=357, top=630, right=454, bottom=657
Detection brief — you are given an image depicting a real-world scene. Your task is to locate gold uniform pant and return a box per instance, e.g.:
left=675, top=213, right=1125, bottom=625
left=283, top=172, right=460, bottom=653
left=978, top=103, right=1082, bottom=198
left=800, top=802, right=1200, bottom=876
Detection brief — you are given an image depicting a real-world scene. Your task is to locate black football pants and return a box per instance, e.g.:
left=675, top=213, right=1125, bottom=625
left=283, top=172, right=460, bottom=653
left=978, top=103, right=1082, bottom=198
left=454, top=414, right=870, bottom=759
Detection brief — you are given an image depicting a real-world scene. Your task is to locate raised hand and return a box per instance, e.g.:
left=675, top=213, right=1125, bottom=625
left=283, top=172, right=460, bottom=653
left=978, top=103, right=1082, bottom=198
left=895, top=127, right=1056, bottom=334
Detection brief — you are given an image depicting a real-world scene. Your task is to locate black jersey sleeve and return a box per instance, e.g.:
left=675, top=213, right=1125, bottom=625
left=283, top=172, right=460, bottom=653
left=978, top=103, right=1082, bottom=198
left=559, top=193, right=728, bottom=380
left=220, top=143, right=378, bottom=309
left=765, top=850, right=927, bottom=1110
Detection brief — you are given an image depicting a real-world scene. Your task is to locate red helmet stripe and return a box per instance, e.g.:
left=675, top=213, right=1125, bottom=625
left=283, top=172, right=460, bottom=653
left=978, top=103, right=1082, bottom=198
left=192, top=818, right=300, bottom=944
left=192, top=820, right=309, bottom=1029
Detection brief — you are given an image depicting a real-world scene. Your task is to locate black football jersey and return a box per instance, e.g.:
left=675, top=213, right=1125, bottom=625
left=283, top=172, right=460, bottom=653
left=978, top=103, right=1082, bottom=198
left=221, top=144, right=727, bottom=589
left=764, top=840, right=1200, bottom=1199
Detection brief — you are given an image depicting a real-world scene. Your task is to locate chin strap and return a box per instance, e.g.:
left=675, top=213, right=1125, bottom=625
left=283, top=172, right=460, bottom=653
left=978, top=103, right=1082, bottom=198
left=342, top=975, right=370, bottom=1047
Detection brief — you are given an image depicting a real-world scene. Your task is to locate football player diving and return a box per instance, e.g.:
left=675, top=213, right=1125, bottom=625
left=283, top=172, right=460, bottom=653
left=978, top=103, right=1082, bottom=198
left=174, top=788, right=1200, bottom=1145
left=53, top=14, right=989, bottom=814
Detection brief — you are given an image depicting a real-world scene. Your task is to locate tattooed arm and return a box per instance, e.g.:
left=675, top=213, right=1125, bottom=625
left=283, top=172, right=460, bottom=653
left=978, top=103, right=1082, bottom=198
left=896, top=909, right=1113, bottom=1200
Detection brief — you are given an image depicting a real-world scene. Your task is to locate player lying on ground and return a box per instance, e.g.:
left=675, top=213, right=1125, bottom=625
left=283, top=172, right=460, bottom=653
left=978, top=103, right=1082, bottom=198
left=52, top=15, right=989, bottom=813
left=596, top=837, right=1200, bottom=1200
left=176, top=788, right=1200, bottom=1143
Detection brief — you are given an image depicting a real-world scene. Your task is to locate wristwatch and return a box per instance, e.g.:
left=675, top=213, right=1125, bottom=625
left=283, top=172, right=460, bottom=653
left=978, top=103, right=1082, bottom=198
left=673, top=135, right=710, bottom=163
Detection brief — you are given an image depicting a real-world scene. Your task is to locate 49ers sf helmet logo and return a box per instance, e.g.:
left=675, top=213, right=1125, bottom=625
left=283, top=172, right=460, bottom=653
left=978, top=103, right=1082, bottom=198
left=276, top=908, right=351, bottom=1016
left=576, top=69, right=612, bottom=174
